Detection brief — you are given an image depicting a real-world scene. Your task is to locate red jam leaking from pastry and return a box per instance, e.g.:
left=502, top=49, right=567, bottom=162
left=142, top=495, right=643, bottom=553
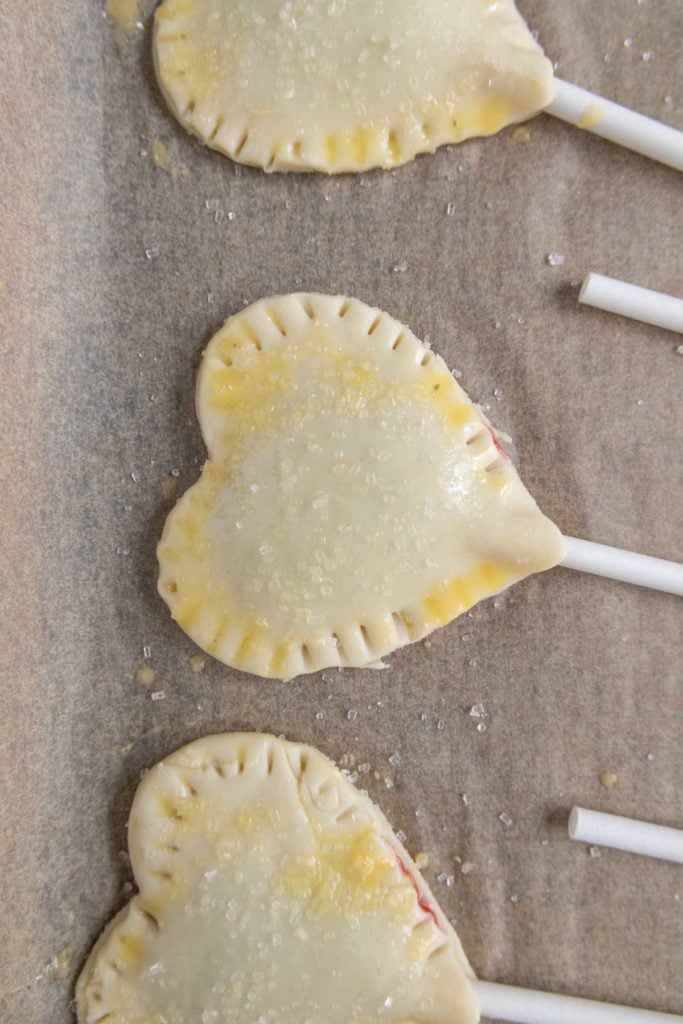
left=394, top=850, right=441, bottom=929
left=487, top=425, right=508, bottom=460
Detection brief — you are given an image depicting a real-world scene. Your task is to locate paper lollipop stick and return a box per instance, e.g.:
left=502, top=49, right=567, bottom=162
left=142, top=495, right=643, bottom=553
left=473, top=980, right=683, bottom=1024
left=569, top=807, right=683, bottom=864
left=579, top=273, right=683, bottom=335
left=561, top=538, right=683, bottom=597
left=546, top=80, right=683, bottom=172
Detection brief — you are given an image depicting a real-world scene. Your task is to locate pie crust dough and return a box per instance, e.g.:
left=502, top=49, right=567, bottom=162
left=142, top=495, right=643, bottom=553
left=157, top=293, right=565, bottom=680
left=153, top=0, right=554, bottom=173
left=76, top=733, right=479, bottom=1024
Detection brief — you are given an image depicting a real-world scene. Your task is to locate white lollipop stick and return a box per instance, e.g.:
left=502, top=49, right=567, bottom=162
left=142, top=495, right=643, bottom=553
left=546, top=79, right=683, bottom=172
left=569, top=807, right=683, bottom=864
left=473, top=981, right=683, bottom=1024
left=561, top=537, right=683, bottom=597
left=579, top=273, right=683, bottom=335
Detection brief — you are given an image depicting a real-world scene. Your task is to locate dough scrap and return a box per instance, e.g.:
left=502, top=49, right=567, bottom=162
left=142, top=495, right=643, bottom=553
left=157, top=293, right=565, bottom=680
left=76, top=733, right=479, bottom=1024
left=153, top=0, right=554, bottom=173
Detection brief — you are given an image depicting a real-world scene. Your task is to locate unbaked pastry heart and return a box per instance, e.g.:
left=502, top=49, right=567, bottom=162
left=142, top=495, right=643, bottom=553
left=76, top=733, right=479, bottom=1024
left=153, top=0, right=553, bottom=172
left=157, top=293, right=565, bottom=680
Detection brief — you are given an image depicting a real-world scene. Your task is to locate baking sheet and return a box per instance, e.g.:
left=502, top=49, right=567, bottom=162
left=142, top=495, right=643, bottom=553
left=1, top=1, right=682, bottom=1020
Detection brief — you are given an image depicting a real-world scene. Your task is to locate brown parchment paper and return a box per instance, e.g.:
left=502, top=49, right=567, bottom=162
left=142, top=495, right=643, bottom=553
left=1, top=1, right=682, bottom=1020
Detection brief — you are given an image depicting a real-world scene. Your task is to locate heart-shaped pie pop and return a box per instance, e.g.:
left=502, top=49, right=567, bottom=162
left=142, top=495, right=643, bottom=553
left=153, top=0, right=553, bottom=172
left=77, top=733, right=479, bottom=1024
left=157, top=293, right=565, bottom=679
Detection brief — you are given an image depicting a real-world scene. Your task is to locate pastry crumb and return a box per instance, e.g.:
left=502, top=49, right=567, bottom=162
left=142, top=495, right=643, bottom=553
left=599, top=770, right=618, bottom=790
left=135, top=664, right=156, bottom=687
left=105, top=0, right=142, bottom=55
left=161, top=475, right=178, bottom=500
left=105, top=0, right=141, bottom=33
left=414, top=851, right=430, bottom=869
left=151, top=138, right=172, bottom=171
left=44, top=946, right=73, bottom=982
left=189, top=653, right=206, bottom=674
left=460, top=861, right=474, bottom=875
left=118, top=742, right=133, bottom=756
left=151, top=138, right=192, bottom=179
left=511, top=125, right=531, bottom=143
